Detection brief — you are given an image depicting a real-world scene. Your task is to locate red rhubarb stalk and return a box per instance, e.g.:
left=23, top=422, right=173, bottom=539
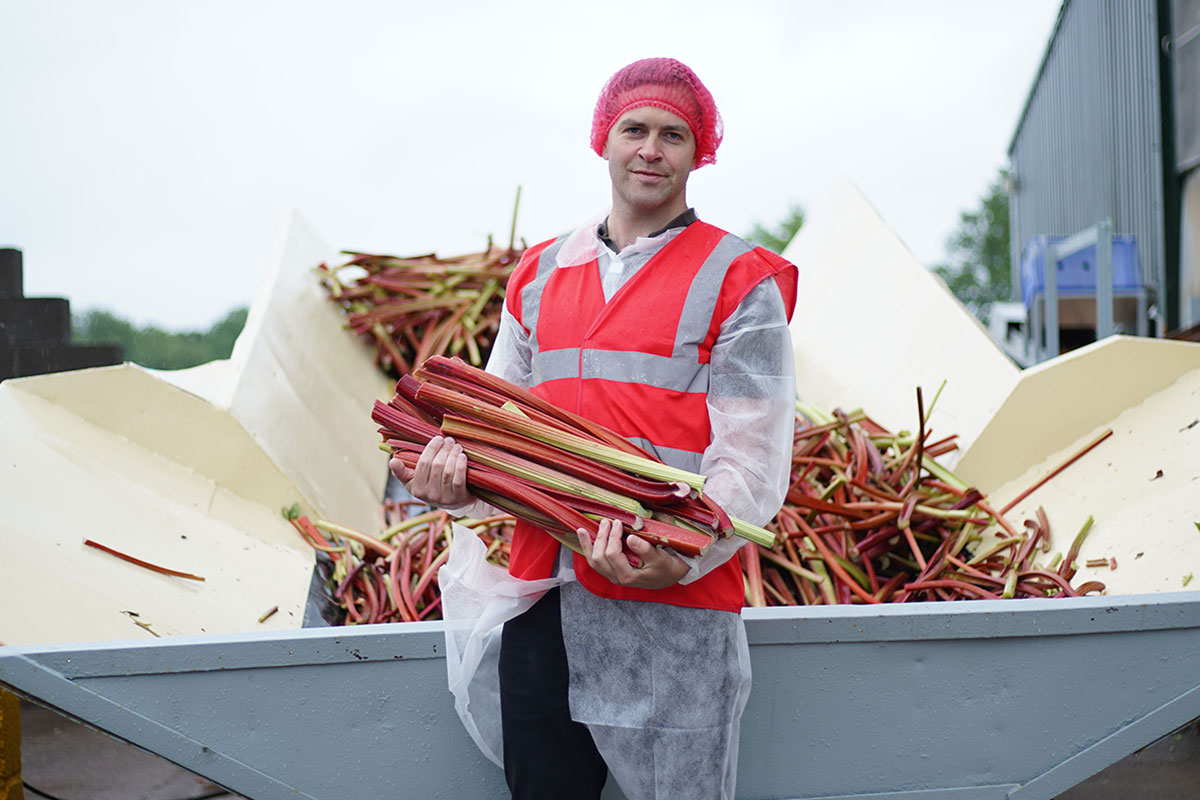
left=999, top=429, right=1114, bottom=515
left=388, top=547, right=415, bottom=622
left=903, top=579, right=1001, bottom=600
left=741, top=542, right=767, bottom=607
left=83, top=539, right=206, bottom=582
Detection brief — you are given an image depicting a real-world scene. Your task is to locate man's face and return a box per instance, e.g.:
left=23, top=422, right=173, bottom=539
left=603, top=105, right=696, bottom=219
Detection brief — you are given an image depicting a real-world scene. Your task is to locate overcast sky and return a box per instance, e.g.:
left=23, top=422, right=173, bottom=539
left=0, top=0, right=1062, bottom=331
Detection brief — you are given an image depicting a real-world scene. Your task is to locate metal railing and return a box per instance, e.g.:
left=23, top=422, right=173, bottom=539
left=1026, top=218, right=1153, bottom=363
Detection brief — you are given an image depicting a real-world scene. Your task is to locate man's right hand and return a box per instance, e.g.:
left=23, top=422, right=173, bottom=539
left=389, top=436, right=471, bottom=508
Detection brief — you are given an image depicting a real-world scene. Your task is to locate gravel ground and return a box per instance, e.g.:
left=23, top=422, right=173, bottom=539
left=1055, top=720, right=1200, bottom=800
left=19, top=700, right=243, bottom=800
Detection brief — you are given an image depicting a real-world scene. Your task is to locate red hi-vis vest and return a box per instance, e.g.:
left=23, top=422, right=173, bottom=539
left=503, top=221, right=798, bottom=613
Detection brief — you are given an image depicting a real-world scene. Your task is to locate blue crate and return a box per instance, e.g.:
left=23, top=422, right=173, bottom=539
left=1020, top=234, right=1141, bottom=309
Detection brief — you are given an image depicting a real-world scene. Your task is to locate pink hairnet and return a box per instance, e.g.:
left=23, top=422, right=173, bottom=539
left=590, top=58, right=723, bottom=169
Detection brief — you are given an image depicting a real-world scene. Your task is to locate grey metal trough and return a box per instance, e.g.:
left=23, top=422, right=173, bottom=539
left=3, top=590, right=1200, bottom=800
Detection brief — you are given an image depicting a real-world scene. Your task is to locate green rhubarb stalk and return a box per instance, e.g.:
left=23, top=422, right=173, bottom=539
left=500, top=400, right=528, bottom=418
left=457, top=440, right=650, bottom=518
left=314, top=520, right=395, bottom=558
left=757, top=547, right=825, bottom=584
left=909, top=504, right=977, bottom=520
left=809, top=558, right=838, bottom=604
left=819, top=474, right=847, bottom=501
left=829, top=552, right=872, bottom=590
left=793, top=408, right=867, bottom=440
left=441, top=414, right=690, bottom=502
left=965, top=536, right=1026, bottom=566
left=796, top=401, right=850, bottom=459
left=731, top=517, right=777, bottom=548
left=1059, top=515, right=1095, bottom=582
left=924, top=379, right=947, bottom=417
left=380, top=509, right=445, bottom=542
left=796, top=399, right=835, bottom=426
left=920, top=454, right=969, bottom=493
left=918, top=453, right=1025, bottom=538
left=462, top=278, right=498, bottom=329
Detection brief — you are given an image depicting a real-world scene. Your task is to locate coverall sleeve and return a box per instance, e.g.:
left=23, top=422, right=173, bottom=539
left=675, top=276, right=796, bottom=585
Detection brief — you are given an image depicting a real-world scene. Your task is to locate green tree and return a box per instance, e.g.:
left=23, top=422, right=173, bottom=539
left=72, top=306, right=248, bottom=370
left=933, top=170, right=1013, bottom=325
left=746, top=204, right=806, bottom=255
left=206, top=306, right=250, bottom=357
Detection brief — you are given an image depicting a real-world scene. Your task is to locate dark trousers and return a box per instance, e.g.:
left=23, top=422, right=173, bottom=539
left=499, top=587, right=608, bottom=800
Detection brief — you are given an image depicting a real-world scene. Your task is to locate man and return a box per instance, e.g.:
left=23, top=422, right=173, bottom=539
left=393, top=57, right=797, bottom=800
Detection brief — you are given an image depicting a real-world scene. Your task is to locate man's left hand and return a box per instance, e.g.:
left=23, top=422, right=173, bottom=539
left=577, top=518, right=690, bottom=590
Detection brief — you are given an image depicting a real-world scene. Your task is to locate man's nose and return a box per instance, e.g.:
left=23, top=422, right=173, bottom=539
left=637, top=136, right=662, bottom=161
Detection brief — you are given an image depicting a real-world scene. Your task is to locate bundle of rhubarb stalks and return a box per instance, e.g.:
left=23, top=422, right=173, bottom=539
left=316, top=242, right=522, bottom=377
left=742, top=393, right=1109, bottom=605
left=371, top=356, right=776, bottom=566
left=283, top=500, right=513, bottom=623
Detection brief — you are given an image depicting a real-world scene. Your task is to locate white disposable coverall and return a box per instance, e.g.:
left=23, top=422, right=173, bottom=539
left=439, top=212, right=795, bottom=799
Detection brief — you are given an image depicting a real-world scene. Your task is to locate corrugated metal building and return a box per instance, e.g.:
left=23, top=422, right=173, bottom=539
left=1008, top=0, right=1200, bottom=352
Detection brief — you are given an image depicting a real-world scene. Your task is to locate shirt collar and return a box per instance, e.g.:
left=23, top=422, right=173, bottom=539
left=597, top=208, right=698, bottom=253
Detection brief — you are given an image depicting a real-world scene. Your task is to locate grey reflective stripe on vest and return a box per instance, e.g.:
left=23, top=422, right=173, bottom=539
left=530, top=346, right=579, bottom=389
left=674, top=233, right=756, bottom=360
left=521, top=236, right=568, bottom=356
left=628, top=437, right=705, bottom=473
left=529, top=232, right=756, bottom=394
left=580, top=349, right=708, bottom=393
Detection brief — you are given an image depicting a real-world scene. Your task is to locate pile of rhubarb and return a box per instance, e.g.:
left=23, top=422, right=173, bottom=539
left=283, top=500, right=513, bottom=623
left=371, top=356, right=776, bottom=566
left=740, top=393, right=1110, bottom=605
left=316, top=242, right=522, bottom=377
left=295, top=374, right=1109, bottom=622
